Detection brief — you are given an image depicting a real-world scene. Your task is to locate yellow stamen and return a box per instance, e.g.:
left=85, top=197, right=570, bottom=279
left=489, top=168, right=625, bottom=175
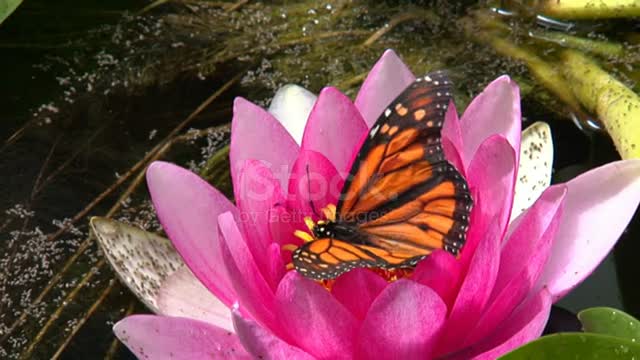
left=322, top=204, right=337, bottom=221
left=304, top=216, right=315, bottom=231
left=294, top=230, right=314, bottom=243
left=282, top=244, right=298, bottom=252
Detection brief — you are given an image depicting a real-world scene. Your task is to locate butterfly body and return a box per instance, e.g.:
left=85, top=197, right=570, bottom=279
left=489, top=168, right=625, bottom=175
left=293, top=71, right=473, bottom=281
left=313, top=221, right=362, bottom=243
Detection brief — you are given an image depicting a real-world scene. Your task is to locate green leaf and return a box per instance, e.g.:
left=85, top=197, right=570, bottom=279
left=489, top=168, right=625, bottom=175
left=0, top=0, right=22, bottom=25
left=500, top=333, right=640, bottom=359
left=579, top=307, right=640, bottom=341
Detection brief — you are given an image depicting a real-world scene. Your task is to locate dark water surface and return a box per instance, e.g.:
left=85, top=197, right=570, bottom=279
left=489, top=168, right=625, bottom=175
left=1, top=1, right=638, bottom=358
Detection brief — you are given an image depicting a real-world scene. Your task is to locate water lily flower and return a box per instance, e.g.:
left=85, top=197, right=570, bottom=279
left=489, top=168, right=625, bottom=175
left=112, top=50, right=640, bottom=359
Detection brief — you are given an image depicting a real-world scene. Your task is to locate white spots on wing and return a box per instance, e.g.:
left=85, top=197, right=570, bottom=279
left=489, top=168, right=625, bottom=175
left=370, top=124, right=380, bottom=138
left=510, top=121, right=554, bottom=223
left=384, top=108, right=392, bottom=117
left=424, top=75, right=432, bottom=82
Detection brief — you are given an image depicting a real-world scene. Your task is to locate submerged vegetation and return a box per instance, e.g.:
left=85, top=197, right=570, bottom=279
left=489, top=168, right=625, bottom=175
left=0, top=0, right=639, bottom=358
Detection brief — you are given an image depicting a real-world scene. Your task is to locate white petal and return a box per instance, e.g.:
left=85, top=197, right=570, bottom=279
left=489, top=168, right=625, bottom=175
left=510, top=122, right=554, bottom=223
left=156, top=266, right=234, bottom=332
left=92, top=217, right=234, bottom=330
left=91, top=217, right=184, bottom=313
left=268, top=84, right=317, bottom=145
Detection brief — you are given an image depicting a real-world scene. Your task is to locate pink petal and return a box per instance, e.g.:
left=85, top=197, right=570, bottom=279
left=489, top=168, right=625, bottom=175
left=450, top=290, right=552, bottom=360
left=235, top=160, right=285, bottom=287
left=146, top=161, right=237, bottom=307
left=462, top=185, right=566, bottom=347
left=497, top=185, right=567, bottom=292
left=301, top=87, right=368, bottom=173
left=538, top=160, right=640, bottom=300
left=114, top=315, right=250, bottom=359
left=275, top=272, right=358, bottom=359
left=266, top=242, right=286, bottom=287
left=156, top=266, right=233, bottom=332
left=233, top=311, right=315, bottom=360
left=356, top=280, right=446, bottom=360
left=269, top=204, right=304, bottom=249
left=231, top=97, right=300, bottom=190
left=217, top=212, right=280, bottom=335
left=441, top=102, right=466, bottom=175
left=412, top=250, right=463, bottom=309
left=435, top=215, right=502, bottom=356
left=464, top=135, right=517, bottom=257
left=286, top=149, right=343, bottom=220
left=331, top=268, right=387, bottom=320
left=354, top=49, right=415, bottom=127
left=459, top=76, right=521, bottom=168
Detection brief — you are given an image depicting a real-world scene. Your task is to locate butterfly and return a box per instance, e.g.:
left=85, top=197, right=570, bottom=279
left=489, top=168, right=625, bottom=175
left=292, top=71, right=473, bottom=280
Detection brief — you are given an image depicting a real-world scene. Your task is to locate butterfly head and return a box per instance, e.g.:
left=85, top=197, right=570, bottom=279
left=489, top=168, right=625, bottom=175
left=292, top=204, right=339, bottom=243
left=312, top=220, right=335, bottom=239
left=301, top=216, right=335, bottom=239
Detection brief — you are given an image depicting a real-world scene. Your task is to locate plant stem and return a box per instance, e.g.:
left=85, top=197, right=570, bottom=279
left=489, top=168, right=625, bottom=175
left=529, top=30, right=625, bottom=58
left=539, top=0, right=640, bottom=19
left=562, top=50, right=640, bottom=159
left=461, top=15, right=584, bottom=114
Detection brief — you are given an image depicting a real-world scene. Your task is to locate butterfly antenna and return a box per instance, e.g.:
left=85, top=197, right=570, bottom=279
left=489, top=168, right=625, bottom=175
left=305, top=164, right=321, bottom=218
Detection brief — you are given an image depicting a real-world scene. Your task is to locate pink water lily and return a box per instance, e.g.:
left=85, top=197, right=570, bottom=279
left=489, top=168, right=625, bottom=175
left=114, top=50, right=640, bottom=359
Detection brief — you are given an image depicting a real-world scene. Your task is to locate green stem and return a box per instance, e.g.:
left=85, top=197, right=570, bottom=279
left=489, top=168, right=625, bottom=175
left=462, top=16, right=583, bottom=113
left=562, top=50, right=640, bottom=159
left=529, top=30, right=625, bottom=58
left=539, top=0, right=640, bottom=19
left=0, top=0, right=22, bottom=25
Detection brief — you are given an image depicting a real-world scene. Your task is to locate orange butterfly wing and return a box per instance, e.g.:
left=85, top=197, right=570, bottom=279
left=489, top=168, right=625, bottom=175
left=293, top=71, right=473, bottom=280
left=339, top=71, right=472, bottom=254
left=293, top=238, right=423, bottom=280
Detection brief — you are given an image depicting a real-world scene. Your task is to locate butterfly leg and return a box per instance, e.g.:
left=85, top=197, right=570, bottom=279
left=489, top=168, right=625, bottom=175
left=282, top=205, right=336, bottom=272
left=282, top=225, right=316, bottom=270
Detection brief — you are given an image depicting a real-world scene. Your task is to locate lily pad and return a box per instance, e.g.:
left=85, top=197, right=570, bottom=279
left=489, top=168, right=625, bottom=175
left=500, top=333, right=640, bottom=359
left=0, top=0, right=22, bottom=25
left=510, top=121, right=554, bottom=222
left=579, top=307, right=640, bottom=341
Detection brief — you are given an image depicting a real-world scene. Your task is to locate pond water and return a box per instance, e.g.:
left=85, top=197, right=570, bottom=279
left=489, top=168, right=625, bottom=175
left=0, top=0, right=638, bottom=358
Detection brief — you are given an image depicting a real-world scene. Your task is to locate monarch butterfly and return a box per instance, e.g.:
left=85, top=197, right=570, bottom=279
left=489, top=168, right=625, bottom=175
left=292, top=71, right=473, bottom=280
